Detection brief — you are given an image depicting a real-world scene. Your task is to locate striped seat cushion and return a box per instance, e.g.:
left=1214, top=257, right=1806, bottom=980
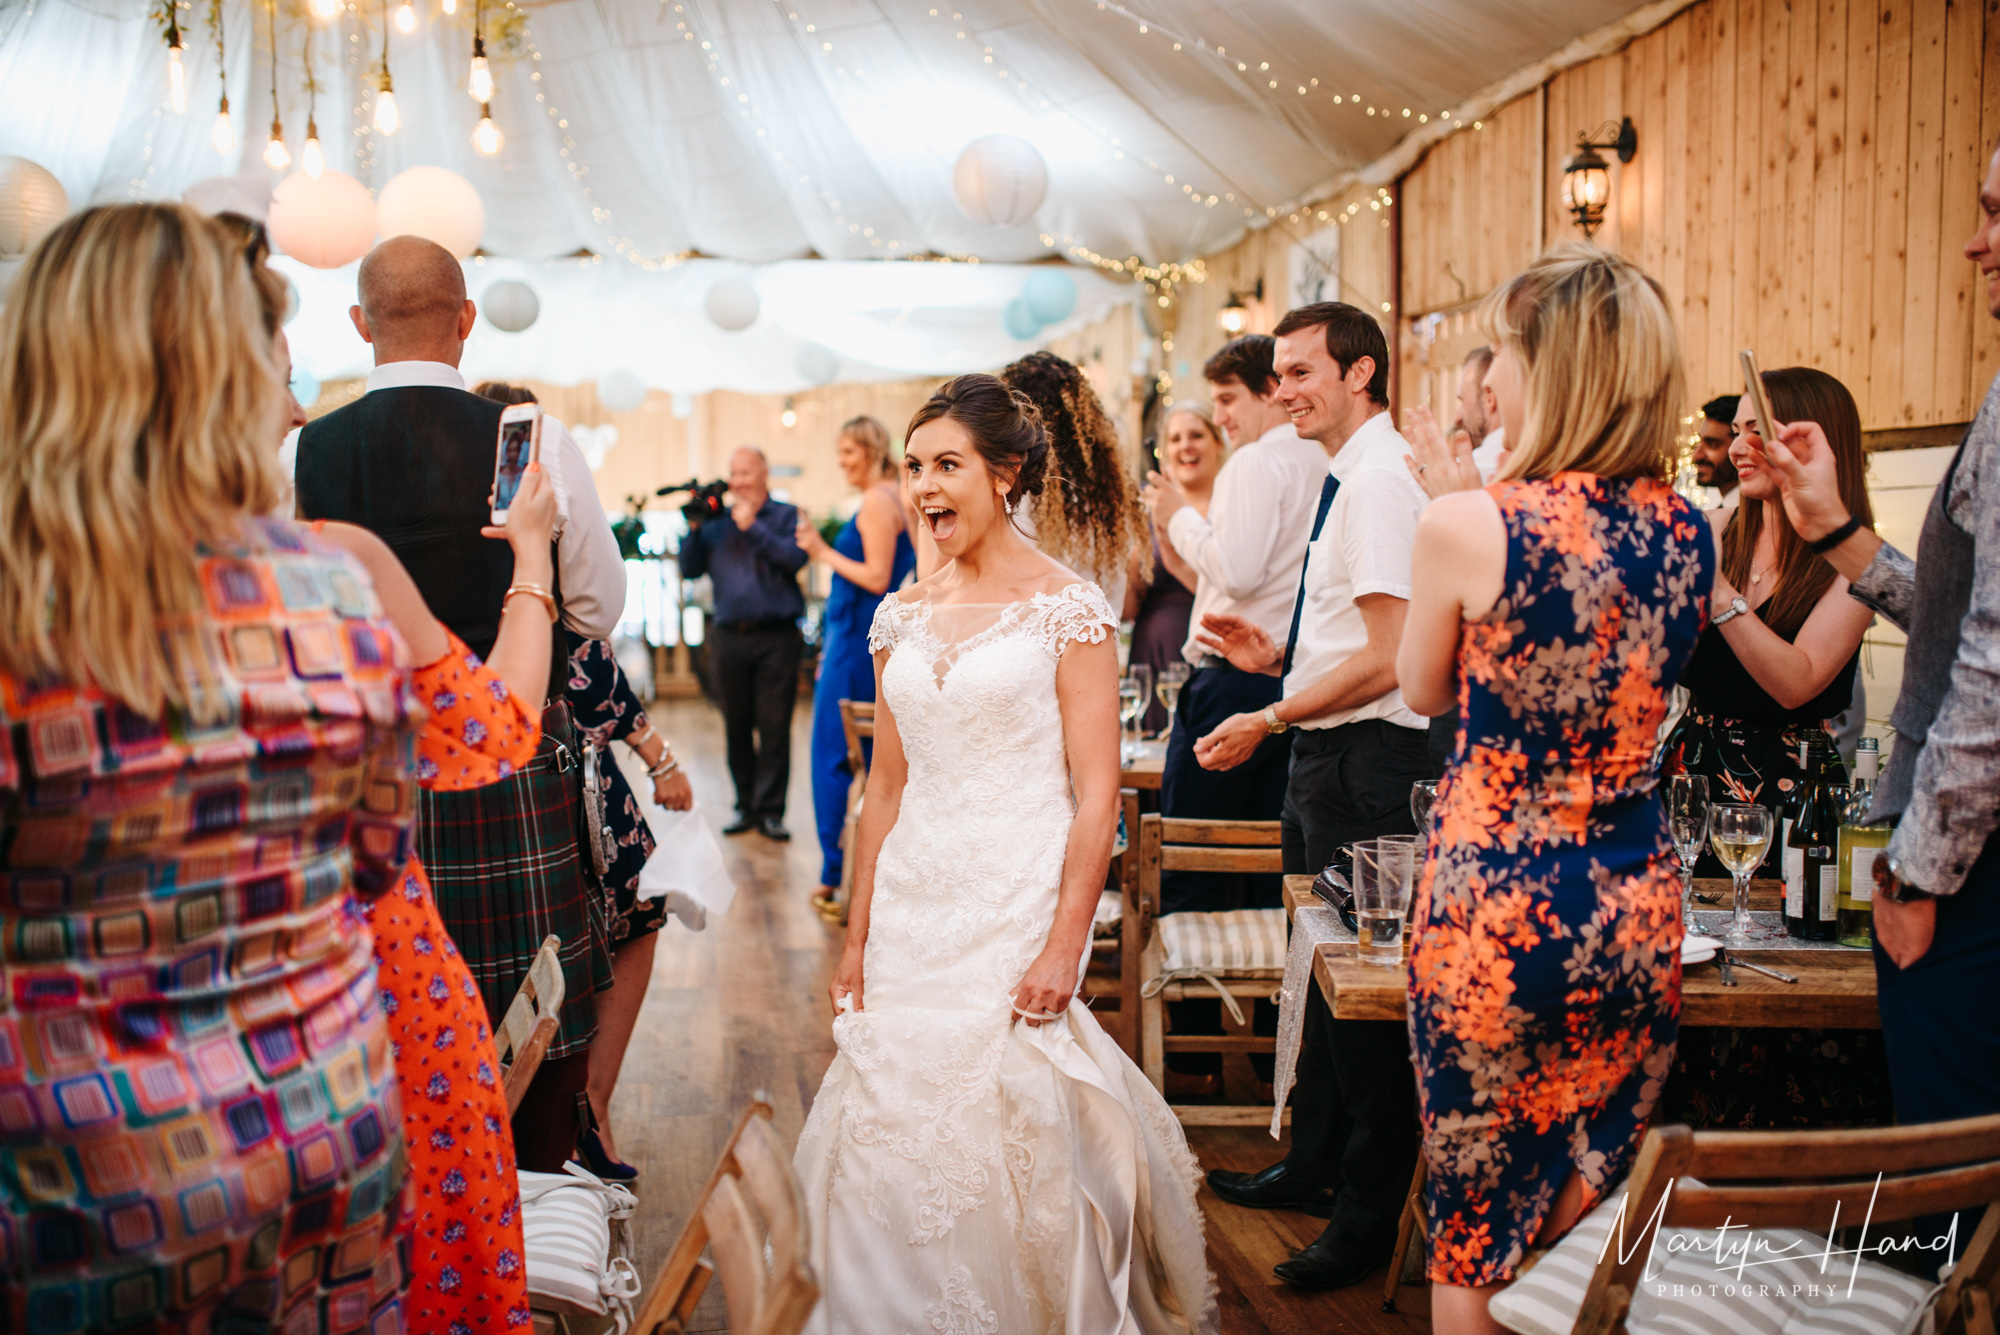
left=1153, top=909, right=1288, bottom=981
left=1093, top=889, right=1123, bottom=940
left=1488, top=1184, right=1939, bottom=1335
left=519, top=1165, right=644, bottom=1330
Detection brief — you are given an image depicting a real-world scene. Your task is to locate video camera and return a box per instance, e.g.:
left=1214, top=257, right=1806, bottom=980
left=656, top=478, right=731, bottom=527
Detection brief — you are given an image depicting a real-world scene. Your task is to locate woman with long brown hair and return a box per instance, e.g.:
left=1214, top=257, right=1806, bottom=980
left=1667, top=367, right=1876, bottom=875
left=0, top=203, right=418, bottom=1327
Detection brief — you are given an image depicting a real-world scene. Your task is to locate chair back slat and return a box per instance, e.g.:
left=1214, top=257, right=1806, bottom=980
left=1689, top=1116, right=2000, bottom=1179
left=702, top=1175, right=769, bottom=1334
left=1669, top=1168, right=2000, bottom=1231
left=1160, top=846, right=1286, bottom=874
left=498, top=935, right=564, bottom=1116
left=1157, top=818, right=1284, bottom=846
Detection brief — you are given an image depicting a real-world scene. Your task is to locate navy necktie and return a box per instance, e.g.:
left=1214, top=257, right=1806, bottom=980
left=1280, top=474, right=1340, bottom=679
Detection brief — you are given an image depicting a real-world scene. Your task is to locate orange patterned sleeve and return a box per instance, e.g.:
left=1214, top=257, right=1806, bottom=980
left=410, top=631, right=543, bottom=791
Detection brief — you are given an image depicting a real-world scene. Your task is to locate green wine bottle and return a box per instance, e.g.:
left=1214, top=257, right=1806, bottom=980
left=1836, top=738, right=1888, bottom=949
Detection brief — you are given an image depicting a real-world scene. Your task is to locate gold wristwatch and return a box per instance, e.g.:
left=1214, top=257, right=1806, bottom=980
left=1262, top=705, right=1290, bottom=735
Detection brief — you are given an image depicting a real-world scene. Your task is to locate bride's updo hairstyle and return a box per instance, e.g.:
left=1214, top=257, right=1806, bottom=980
left=906, top=373, right=1051, bottom=516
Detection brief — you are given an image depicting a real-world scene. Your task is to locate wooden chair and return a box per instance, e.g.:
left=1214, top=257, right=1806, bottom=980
left=497, top=934, right=564, bottom=1116
left=1135, top=814, right=1287, bottom=1126
left=1566, top=1113, right=2000, bottom=1335
left=832, top=700, right=875, bottom=917
left=631, top=1093, right=820, bottom=1335
left=1080, top=788, right=1144, bottom=1058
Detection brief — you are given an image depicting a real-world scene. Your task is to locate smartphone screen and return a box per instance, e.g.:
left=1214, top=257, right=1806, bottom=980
left=494, top=416, right=534, bottom=515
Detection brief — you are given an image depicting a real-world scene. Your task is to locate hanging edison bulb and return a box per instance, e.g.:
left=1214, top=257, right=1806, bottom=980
left=393, top=0, right=415, bottom=31
left=167, top=39, right=187, bottom=112
left=472, top=104, right=503, bottom=156
left=212, top=95, right=235, bottom=154
left=264, top=118, right=292, bottom=170
left=374, top=81, right=400, bottom=135
left=310, top=0, right=338, bottom=15
left=468, top=37, right=493, bottom=102
left=301, top=119, right=325, bottom=177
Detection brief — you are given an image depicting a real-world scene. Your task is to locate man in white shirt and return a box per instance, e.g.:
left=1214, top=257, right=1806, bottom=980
left=293, top=236, right=625, bottom=1173
left=1190, top=301, right=1430, bottom=1291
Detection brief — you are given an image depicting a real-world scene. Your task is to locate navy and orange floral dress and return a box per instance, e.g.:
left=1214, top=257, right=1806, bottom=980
left=1409, top=473, right=1710, bottom=1287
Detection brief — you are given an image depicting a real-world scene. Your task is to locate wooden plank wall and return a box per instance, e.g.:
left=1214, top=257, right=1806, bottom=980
left=1382, top=0, right=1997, bottom=432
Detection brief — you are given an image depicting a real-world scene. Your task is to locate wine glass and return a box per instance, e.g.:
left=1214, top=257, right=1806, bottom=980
left=1117, top=677, right=1144, bottom=764
left=1665, top=774, right=1709, bottom=923
left=1707, top=803, right=1772, bottom=946
left=1410, top=780, right=1440, bottom=831
left=1155, top=662, right=1189, bottom=744
left=1127, top=662, right=1153, bottom=741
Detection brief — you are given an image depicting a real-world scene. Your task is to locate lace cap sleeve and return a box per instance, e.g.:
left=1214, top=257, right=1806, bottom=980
left=1031, top=582, right=1119, bottom=656
left=868, top=596, right=912, bottom=654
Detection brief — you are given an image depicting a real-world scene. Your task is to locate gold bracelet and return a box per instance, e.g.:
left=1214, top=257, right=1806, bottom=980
left=503, top=582, right=559, bottom=624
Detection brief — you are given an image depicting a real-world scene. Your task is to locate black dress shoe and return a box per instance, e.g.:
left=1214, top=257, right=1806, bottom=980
left=1272, top=1235, right=1393, bottom=1290
left=1204, top=1163, right=1337, bottom=1217
left=758, top=816, right=791, bottom=841
left=722, top=816, right=756, bottom=836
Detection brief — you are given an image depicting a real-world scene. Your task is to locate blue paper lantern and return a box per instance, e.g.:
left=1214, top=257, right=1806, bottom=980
left=1002, top=297, right=1041, bottom=340
left=290, top=370, right=321, bottom=408
left=1022, top=269, right=1077, bottom=325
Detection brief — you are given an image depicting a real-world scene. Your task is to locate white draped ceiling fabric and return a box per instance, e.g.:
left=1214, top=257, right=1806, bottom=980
left=1, top=0, right=1646, bottom=391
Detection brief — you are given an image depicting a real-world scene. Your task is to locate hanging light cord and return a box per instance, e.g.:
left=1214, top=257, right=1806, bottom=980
left=267, top=0, right=279, bottom=118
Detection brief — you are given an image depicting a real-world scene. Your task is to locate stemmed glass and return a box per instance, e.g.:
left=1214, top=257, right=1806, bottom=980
left=1665, top=774, right=1709, bottom=923
left=1117, top=676, right=1144, bottom=765
left=1707, top=803, right=1772, bottom=947
left=1410, top=781, right=1440, bottom=831
left=1128, top=662, right=1153, bottom=741
left=1155, top=662, right=1189, bottom=744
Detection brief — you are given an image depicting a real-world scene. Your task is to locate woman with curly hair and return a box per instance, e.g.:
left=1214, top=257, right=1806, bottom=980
left=1000, top=350, right=1148, bottom=617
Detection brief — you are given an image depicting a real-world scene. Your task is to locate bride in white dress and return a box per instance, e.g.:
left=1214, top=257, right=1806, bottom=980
left=795, top=375, right=1217, bottom=1335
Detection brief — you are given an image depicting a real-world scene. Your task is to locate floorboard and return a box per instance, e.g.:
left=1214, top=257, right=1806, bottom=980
left=597, top=697, right=1430, bottom=1333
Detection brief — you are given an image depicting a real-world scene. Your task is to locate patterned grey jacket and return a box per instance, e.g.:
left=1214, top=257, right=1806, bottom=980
left=1849, top=374, right=2000, bottom=896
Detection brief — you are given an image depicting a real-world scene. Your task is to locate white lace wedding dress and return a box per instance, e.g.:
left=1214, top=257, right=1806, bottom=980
left=794, top=583, right=1217, bottom=1335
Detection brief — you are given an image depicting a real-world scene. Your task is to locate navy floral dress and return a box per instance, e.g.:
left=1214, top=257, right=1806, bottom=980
left=566, top=638, right=665, bottom=944
left=1410, top=473, right=1710, bottom=1286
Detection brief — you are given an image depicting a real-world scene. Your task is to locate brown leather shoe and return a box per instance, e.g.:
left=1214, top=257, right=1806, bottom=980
left=1165, top=1070, right=1222, bottom=1100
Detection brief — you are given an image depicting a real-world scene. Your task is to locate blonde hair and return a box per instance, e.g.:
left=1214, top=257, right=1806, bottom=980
left=1482, top=242, right=1685, bottom=483
left=0, top=203, right=285, bottom=716
left=1161, top=402, right=1224, bottom=453
left=839, top=414, right=898, bottom=481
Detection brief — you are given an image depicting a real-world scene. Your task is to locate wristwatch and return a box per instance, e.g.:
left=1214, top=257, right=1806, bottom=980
left=1712, top=595, right=1750, bottom=626
left=1881, top=854, right=1935, bottom=903
left=1262, top=706, right=1290, bottom=735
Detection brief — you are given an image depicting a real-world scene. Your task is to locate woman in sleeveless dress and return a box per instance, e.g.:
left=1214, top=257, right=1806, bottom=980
left=1665, top=368, right=1875, bottom=877
left=797, top=417, right=918, bottom=910
left=795, top=376, right=1216, bottom=1335
left=1131, top=404, right=1224, bottom=735
left=1397, top=246, right=1714, bottom=1334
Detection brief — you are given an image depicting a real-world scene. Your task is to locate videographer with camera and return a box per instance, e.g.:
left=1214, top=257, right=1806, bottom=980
left=676, top=445, right=809, bottom=840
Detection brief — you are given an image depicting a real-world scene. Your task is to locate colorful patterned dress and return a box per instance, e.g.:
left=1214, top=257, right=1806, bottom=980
left=365, top=635, right=540, bottom=1335
left=0, top=519, right=417, bottom=1334
left=1409, top=473, right=1710, bottom=1287
left=565, top=638, right=664, bottom=944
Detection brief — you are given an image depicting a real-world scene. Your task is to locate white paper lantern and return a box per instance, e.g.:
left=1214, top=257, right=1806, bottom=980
left=481, top=279, right=540, bottom=333
left=953, top=135, right=1048, bottom=228
left=705, top=278, right=760, bottom=331
left=376, top=165, right=485, bottom=258
left=598, top=368, right=647, bottom=414
left=0, top=157, right=68, bottom=258
left=267, top=169, right=377, bottom=270
left=795, top=343, right=839, bottom=386
left=182, top=172, right=272, bottom=221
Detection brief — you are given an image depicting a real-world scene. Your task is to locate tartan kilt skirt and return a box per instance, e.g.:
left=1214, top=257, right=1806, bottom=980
left=417, top=700, right=612, bottom=1061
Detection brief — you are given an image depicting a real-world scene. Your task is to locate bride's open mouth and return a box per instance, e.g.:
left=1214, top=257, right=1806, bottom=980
left=923, top=505, right=958, bottom=541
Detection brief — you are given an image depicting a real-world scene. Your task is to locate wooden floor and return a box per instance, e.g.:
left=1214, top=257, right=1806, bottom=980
left=606, top=697, right=1432, bottom=1334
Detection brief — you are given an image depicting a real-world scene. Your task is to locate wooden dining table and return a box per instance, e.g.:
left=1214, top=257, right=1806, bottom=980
left=1284, top=875, right=1883, bottom=1030
left=1119, top=739, right=1166, bottom=791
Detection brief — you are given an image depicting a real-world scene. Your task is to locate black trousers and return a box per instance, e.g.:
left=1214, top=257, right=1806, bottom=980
left=1876, top=828, right=2000, bottom=1270
left=709, top=622, right=802, bottom=819
left=1279, top=719, right=1434, bottom=1244
left=1160, top=665, right=1292, bottom=1076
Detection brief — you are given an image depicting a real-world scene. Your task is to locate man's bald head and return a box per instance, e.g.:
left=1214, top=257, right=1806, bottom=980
left=349, top=235, right=477, bottom=366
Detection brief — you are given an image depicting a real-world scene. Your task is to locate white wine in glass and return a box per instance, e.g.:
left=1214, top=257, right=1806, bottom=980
left=1118, top=679, right=1144, bottom=763
left=1708, top=803, right=1772, bottom=946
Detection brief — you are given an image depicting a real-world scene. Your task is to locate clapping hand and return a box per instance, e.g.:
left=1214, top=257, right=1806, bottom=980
left=1193, top=612, right=1280, bottom=674
left=1402, top=405, right=1484, bottom=500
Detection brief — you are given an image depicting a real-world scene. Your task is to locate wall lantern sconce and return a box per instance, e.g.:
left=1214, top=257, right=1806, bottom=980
left=1560, top=117, right=1637, bottom=236
left=1217, top=277, right=1263, bottom=335
left=780, top=397, right=798, bottom=429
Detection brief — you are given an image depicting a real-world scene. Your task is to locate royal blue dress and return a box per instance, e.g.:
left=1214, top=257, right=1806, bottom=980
left=811, top=506, right=916, bottom=887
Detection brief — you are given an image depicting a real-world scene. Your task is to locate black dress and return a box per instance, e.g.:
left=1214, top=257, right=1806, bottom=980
left=1666, top=618, right=1856, bottom=878
left=1128, top=541, right=1194, bottom=735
